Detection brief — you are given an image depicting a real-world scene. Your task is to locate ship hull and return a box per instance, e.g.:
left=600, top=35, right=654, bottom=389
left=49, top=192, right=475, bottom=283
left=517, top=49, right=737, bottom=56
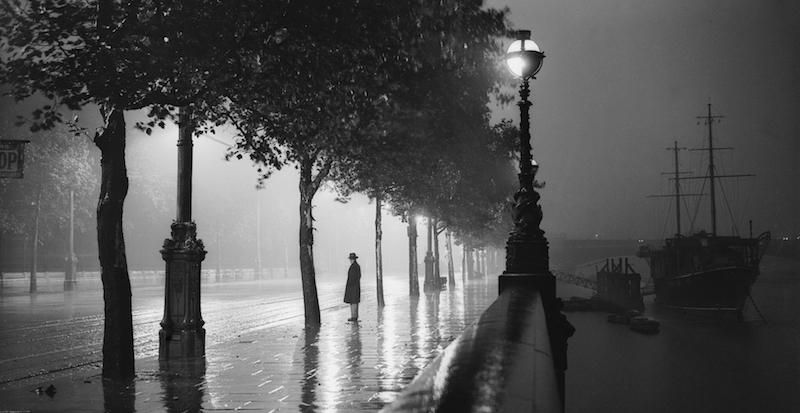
left=653, top=266, right=757, bottom=317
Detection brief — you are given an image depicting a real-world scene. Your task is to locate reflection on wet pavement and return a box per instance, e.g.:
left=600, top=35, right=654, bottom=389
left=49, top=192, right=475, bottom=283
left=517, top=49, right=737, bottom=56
left=158, top=358, right=206, bottom=412
left=193, top=275, right=493, bottom=411
left=102, top=377, right=136, bottom=412
left=221, top=279, right=496, bottom=411
left=0, top=272, right=497, bottom=412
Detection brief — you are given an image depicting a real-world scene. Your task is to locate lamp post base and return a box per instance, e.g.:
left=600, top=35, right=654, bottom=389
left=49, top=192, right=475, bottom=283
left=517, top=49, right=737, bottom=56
left=63, top=255, right=78, bottom=291
left=423, top=253, right=435, bottom=292
left=505, top=236, right=549, bottom=275
left=159, top=221, right=207, bottom=360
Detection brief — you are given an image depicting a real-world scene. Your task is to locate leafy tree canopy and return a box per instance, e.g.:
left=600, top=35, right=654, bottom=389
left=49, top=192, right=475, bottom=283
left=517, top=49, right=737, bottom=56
left=326, top=0, right=514, bottom=200
left=0, top=121, right=98, bottom=237
left=0, top=0, right=269, bottom=130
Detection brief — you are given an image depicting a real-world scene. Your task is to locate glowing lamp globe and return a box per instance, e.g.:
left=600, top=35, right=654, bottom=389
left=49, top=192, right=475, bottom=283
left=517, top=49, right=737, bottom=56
left=504, top=30, right=544, bottom=79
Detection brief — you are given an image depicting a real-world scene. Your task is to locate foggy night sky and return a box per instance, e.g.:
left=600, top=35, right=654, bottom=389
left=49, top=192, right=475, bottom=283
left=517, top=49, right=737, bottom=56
left=2, top=0, right=798, bottom=274
left=489, top=0, right=799, bottom=240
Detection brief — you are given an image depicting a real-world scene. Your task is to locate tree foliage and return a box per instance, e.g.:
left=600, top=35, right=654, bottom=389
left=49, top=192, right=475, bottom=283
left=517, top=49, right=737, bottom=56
left=210, top=0, right=517, bottom=317
left=1, top=0, right=522, bottom=351
left=0, top=122, right=98, bottom=237
left=0, top=0, right=273, bottom=378
left=213, top=0, right=415, bottom=323
left=0, top=0, right=256, bottom=128
left=444, top=120, right=519, bottom=246
left=328, top=0, right=518, bottom=249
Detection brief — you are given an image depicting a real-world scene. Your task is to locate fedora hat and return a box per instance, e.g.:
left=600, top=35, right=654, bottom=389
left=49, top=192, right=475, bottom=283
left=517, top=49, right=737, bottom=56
left=347, top=253, right=358, bottom=260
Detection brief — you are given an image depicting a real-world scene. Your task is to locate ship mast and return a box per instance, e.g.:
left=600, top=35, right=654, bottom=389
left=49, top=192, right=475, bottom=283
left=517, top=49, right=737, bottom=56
left=697, top=103, right=723, bottom=236
left=650, top=142, right=689, bottom=236
left=689, top=102, right=754, bottom=237
left=670, top=141, right=684, bottom=237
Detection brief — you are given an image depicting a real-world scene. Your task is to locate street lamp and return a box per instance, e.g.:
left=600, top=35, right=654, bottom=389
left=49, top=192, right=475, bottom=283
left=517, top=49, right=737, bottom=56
left=500, top=30, right=571, bottom=410
left=504, top=32, right=544, bottom=79
left=502, top=29, right=548, bottom=275
left=159, top=106, right=207, bottom=360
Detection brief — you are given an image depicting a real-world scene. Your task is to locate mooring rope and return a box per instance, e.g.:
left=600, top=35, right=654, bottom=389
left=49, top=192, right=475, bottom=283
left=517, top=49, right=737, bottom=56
left=748, top=293, right=767, bottom=324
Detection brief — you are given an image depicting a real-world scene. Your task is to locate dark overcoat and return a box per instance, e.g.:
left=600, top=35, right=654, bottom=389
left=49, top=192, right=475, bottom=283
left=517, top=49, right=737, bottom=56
left=344, top=262, right=361, bottom=304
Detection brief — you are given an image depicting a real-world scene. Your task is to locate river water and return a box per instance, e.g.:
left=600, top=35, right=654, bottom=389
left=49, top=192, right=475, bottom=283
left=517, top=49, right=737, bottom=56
left=561, top=256, right=800, bottom=413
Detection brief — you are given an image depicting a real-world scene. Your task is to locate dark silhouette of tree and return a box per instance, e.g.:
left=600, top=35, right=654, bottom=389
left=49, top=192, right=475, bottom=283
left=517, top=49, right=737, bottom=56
left=444, top=120, right=519, bottom=246
left=330, top=1, right=516, bottom=296
left=223, top=0, right=513, bottom=316
left=0, top=122, right=98, bottom=291
left=0, top=0, right=263, bottom=378
left=219, top=0, right=400, bottom=325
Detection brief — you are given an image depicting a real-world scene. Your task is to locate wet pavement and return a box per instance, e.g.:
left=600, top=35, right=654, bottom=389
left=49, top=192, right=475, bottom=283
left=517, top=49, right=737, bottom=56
left=0, top=271, right=498, bottom=412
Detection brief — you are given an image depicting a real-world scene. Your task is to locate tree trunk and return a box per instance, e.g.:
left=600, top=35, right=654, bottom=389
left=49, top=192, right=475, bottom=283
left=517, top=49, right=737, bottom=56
left=466, top=243, right=474, bottom=279
left=374, top=194, right=385, bottom=307
left=446, top=229, right=455, bottom=287
left=95, top=108, right=134, bottom=379
left=486, top=249, right=490, bottom=275
left=483, top=249, right=487, bottom=275
left=29, top=185, right=42, bottom=293
left=423, top=217, right=433, bottom=291
left=256, top=198, right=261, bottom=279
left=476, top=248, right=482, bottom=277
left=485, top=249, right=489, bottom=275
left=407, top=212, right=419, bottom=296
left=298, top=154, right=325, bottom=326
left=461, top=244, right=466, bottom=285
left=433, top=219, right=441, bottom=291
left=475, top=247, right=481, bottom=277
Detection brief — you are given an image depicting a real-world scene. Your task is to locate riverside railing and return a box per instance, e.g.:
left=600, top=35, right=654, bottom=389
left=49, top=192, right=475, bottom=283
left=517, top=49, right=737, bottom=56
left=382, top=277, right=569, bottom=413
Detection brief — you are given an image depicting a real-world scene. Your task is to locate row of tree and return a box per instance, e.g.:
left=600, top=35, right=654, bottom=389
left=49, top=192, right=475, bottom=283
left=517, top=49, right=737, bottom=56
left=0, top=122, right=98, bottom=289
left=0, top=0, right=521, bottom=379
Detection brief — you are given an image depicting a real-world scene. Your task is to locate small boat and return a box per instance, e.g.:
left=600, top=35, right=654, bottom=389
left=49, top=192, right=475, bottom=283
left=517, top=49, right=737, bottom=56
left=629, top=316, right=660, bottom=334
left=607, top=309, right=641, bottom=325
left=563, top=296, right=594, bottom=312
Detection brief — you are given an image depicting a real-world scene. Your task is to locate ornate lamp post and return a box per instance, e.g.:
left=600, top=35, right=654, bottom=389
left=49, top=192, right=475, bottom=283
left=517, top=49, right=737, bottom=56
left=499, top=30, right=572, bottom=409
left=159, top=106, right=207, bottom=359
left=63, top=190, right=78, bottom=291
left=502, top=30, right=547, bottom=276
left=423, top=216, right=435, bottom=292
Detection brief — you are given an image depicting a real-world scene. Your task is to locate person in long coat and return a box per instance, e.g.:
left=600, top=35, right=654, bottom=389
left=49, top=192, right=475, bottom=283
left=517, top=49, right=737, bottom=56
left=344, top=253, right=361, bottom=321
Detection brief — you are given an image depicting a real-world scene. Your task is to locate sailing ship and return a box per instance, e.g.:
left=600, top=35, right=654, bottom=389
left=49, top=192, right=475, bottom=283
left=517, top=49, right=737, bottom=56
left=637, top=103, right=771, bottom=319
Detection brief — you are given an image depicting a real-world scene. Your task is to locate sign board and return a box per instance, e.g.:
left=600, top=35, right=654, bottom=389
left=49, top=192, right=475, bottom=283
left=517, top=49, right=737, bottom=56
left=0, top=140, right=29, bottom=179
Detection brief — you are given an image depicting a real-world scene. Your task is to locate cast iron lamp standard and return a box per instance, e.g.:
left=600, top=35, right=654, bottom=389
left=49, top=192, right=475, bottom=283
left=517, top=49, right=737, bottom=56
left=499, top=30, right=572, bottom=409
left=502, top=30, right=546, bottom=275
left=423, top=217, right=435, bottom=292
left=159, top=106, right=207, bottom=359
